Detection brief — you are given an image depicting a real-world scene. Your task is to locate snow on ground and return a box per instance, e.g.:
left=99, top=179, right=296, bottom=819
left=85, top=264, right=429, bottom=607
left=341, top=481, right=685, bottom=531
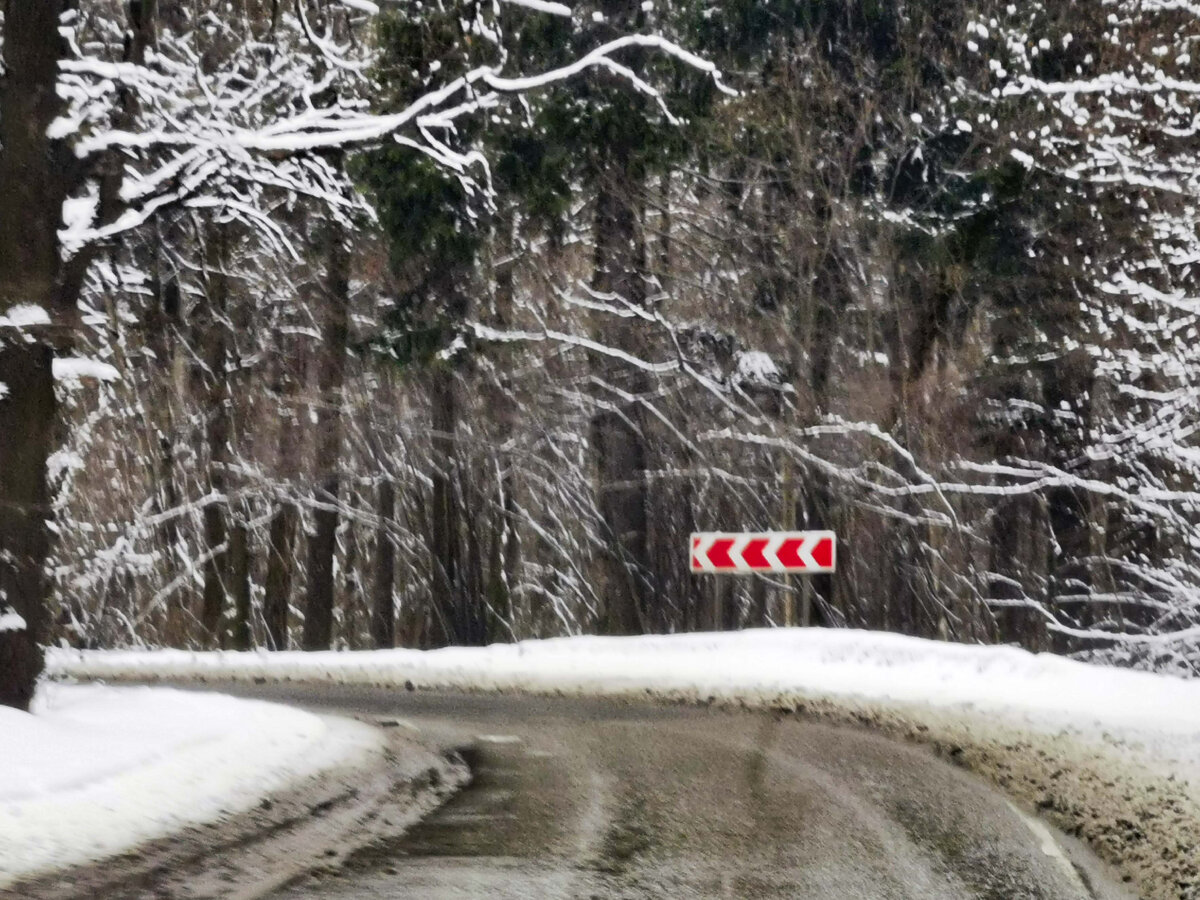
left=45, top=628, right=1200, bottom=899
left=0, top=683, right=385, bottom=888
left=45, top=628, right=1200, bottom=763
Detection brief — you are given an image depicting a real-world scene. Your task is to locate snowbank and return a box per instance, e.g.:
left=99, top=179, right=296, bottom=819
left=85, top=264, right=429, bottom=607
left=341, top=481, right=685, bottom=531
left=45, top=629, right=1200, bottom=899
left=44, top=628, right=1200, bottom=754
left=0, top=683, right=385, bottom=888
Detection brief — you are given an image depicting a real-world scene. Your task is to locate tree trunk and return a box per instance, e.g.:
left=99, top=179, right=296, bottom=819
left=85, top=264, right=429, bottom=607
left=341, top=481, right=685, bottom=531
left=799, top=208, right=848, bottom=628
left=0, top=346, right=55, bottom=710
left=264, top=504, right=297, bottom=649
left=302, top=228, right=350, bottom=651
left=229, top=521, right=252, bottom=650
left=487, top=206, right=519, bottom=639
left=0, top=1, right=72, bottom=709
left=198, top=231, right=230, bottom=646
left=429, top=366, right=465, bottom=645
left=1043, top=348, right=1096, bottom=654
left=263, top=339, right=300, bottom=650
left=370, top=479, right=397, bottom=648
left=590, top=178, right=651, bottom=636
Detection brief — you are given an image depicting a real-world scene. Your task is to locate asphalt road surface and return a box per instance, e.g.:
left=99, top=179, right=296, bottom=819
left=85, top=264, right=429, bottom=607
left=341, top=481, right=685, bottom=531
left=15, top=684, right=1139, bottom=900
left=215, top=684, right=1136, bottom=900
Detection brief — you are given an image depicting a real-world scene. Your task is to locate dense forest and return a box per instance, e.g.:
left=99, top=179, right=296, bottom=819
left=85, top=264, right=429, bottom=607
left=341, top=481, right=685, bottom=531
left=3, top=0, right=1200, bottom=710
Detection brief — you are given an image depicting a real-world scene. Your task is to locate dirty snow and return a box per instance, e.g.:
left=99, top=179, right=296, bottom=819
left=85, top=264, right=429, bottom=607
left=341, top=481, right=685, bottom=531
left=0, top=683, right=385, bottom=888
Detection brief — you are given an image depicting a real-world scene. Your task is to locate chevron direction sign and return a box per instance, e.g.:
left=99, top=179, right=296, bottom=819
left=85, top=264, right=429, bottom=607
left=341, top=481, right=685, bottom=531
left=690, top=531, right=836, bottom=574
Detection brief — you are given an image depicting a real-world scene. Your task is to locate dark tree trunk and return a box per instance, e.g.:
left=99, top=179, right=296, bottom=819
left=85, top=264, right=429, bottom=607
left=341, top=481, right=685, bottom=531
left=149, top=271, right=184, bottom=566
left=229, top=521, right=252, bottom=650
left=370, top=479, right=396, bottom=648
left=991, top=495, right=1040, bottom=645
left=0, top=1, right=73, bottom=709
left=302, top=229, right=350, bottom=651
left=198, top=232, right=230, bottom=646
left=0, top=3, right=69, bottom=322
left=589, top=179, right=651, bottom=636
left=0, top=346, right=55, bottom=710
left=429, top=366, right=467, bottom=644
left=1043, top=348, right=1096, bottom=654
left=487, top=207, right=519, bottom=639
left=201, top=499, right=227, bottom=645
left=800, top=208, right=850, bottom=628
left=264, top=504, right=297, bottom=649
left=264, top=341, right=300, bottom=650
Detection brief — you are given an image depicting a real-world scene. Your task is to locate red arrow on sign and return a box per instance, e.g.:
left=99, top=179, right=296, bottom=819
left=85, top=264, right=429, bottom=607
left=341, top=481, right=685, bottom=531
left=741, top=537, right=770, bottom=569
left=811, top=536, right=834, bottom=569
left=775, top=537, right=806, bottom=569
left=707, top=537, right=736, bottom=569
left=690, top=531, right=837, bottom=574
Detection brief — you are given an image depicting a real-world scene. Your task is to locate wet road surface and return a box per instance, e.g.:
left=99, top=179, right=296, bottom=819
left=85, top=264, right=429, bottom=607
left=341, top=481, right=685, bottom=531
left=235, top=685, right=1137, bottom=900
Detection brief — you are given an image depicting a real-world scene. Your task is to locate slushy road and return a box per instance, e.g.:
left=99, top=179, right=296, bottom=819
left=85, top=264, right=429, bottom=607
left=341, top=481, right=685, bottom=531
left=18, top=684, right=1138, bottom=899
left=251, top=685, right=1133, bottom=900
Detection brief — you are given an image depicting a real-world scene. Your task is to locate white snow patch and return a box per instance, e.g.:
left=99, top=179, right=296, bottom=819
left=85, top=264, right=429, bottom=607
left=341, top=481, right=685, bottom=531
left=0, top=607, right=26, bottom=633
left=733, top=350, right=784, bottom=388
left=435, top=333, right=467, bottom=361
left=502, top=0, right=572, bottom=15
left=52, top=358, right=120, bottom=383
left=61, top=193, right=99, bottom=242
left=476, top=734, right=522, bottom=744
left=1005, top=801, right=1087, bottom=891
left=0, top=684, right=384, bottom=887
left=1011, top=148, right=1036, bottom=168
left=0, top=305, right=52, bottom=329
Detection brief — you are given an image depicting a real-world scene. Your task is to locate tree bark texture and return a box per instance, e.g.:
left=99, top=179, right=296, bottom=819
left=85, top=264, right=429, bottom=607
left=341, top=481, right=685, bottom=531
left=370, top=479, right=397, bottom=648
left=198, top=232, right=230, bottom=646
left=0, top=1, right=72, bottom=709
left=229, top=522, right=252, bottom=650
left=263, top=339, right=301, bottom=650
left=590, top=179, right=651, bottom=636
left=429, top=367, right=473, bottom=645
left=0, top=347, right=55, bottom=710
left=264, top=503, right=297, bottom=649
left=302, top=230, right=350, bottom=650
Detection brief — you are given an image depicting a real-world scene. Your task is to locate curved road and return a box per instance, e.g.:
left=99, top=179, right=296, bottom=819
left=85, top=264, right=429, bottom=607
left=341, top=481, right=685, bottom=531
left=17, top=684, right=1139, bottom=899
left=233, top=685, right=1135, bottom=900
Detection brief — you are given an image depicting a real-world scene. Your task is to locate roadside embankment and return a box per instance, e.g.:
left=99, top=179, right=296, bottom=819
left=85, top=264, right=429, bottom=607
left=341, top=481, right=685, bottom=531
left=0, top=683, right=464, bottom=896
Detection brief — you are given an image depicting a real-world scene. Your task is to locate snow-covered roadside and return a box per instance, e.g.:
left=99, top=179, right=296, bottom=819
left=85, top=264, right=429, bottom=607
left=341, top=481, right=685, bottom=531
left=46, top=629, right=1200, bottom=899
left=0, top=684, right=385, bottom=889
left=45, top=628, right=1200, bottom=769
